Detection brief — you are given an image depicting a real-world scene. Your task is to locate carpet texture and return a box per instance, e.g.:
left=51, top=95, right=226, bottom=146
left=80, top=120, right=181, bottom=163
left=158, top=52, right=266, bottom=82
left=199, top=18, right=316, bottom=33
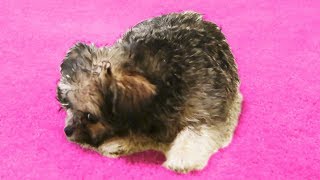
left=0, top=0, right=319, bottom=179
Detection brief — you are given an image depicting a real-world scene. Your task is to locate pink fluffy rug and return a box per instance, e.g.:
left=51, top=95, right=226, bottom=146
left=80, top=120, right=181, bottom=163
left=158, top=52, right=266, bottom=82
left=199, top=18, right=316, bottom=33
left=1, top=0, right=319, bottom=179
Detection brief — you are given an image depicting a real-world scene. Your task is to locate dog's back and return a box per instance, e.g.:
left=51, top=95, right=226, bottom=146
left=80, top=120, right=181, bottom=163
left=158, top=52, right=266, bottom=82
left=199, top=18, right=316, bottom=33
left=111, top=12, right=240, bottom=142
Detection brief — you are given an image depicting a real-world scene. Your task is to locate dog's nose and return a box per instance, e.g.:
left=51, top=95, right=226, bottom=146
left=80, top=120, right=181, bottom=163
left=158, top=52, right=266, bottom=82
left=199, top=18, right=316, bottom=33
left=64, top=126, right=74, bottom=137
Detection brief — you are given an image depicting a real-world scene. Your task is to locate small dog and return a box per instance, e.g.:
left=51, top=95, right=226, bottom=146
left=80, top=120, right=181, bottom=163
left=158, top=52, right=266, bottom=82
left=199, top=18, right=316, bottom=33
left=57, top=11, right=242, bottom=173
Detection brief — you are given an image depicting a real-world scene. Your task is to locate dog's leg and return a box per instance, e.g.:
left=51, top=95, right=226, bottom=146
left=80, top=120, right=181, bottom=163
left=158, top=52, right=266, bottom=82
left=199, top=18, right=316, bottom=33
left=97, top=137, right=133, bottom=157
left=162, top=125, right=220, bottom=173
left=97, top=135, right=162, bottom=158
left=163, top=91, right=242, bottom=173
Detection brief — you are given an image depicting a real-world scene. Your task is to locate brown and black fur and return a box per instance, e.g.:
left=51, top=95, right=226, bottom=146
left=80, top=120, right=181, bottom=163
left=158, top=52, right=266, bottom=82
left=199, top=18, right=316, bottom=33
left=57, top=11, right=242, bottom=173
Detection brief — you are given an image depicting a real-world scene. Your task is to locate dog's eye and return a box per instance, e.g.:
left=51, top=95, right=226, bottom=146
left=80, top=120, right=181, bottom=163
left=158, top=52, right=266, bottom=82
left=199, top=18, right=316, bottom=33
left=86, top=113, right=98, bottom=123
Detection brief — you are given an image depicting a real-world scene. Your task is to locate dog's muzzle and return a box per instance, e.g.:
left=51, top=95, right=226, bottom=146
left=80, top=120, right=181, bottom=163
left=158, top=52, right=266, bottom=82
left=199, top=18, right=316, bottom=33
left=64, top=126, right=74, bottom=137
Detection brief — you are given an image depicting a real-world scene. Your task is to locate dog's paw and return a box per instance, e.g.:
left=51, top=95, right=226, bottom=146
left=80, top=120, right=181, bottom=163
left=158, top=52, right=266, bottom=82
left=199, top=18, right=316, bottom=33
left=98, top=139, right=130, bottom=158
left=163, top=154, right=207, bottom=174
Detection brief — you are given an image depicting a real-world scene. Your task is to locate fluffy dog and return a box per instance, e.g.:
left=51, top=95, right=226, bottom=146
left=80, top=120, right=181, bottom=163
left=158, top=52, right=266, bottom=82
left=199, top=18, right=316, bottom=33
left=57, top=11, right=242, bottom=173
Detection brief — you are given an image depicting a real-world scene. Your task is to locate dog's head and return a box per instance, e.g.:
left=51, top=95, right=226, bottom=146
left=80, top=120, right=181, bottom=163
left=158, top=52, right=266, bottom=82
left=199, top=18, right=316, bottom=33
left=57, top=43, right=118, bottom=147
left=57, top=42, right=158, bottom=147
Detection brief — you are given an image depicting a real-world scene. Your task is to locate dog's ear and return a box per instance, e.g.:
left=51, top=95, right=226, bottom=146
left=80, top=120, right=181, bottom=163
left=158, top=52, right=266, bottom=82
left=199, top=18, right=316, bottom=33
left=100, top=61, right=112, bottom=78
left=60, top=43, right=94, bottom=79
left=57, top=43, right=96, bottom=108
left=99, top=61, right=115, bottom=97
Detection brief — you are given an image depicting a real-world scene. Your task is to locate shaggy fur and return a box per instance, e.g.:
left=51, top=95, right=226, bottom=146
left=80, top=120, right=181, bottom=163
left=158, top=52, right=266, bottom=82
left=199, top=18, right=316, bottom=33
left=57, top=11, right=242, bottom=173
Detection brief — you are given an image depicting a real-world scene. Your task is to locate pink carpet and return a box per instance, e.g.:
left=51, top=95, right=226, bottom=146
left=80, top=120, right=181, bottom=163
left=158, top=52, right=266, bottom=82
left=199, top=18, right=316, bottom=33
left=1, top=0, right=319, bottom=179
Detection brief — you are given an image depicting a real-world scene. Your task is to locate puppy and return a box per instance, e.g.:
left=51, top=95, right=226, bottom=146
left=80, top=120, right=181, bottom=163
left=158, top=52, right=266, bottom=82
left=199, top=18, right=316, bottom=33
left=57, top=11, right=242, bottom=173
